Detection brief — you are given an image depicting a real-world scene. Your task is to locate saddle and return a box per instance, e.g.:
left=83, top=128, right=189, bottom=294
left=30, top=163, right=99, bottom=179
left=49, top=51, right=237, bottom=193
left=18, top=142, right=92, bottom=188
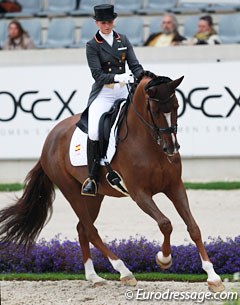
left=98, top=98, right=126, bottom=158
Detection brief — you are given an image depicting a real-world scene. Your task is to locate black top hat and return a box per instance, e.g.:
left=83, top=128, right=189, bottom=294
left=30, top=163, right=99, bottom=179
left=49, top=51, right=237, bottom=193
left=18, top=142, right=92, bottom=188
left=93, top=4, right=117, bottom=21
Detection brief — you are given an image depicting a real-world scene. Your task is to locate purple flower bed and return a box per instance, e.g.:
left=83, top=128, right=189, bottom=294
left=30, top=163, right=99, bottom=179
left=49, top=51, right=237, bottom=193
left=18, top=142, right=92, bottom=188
left=0, top=236, right=239, bottom=274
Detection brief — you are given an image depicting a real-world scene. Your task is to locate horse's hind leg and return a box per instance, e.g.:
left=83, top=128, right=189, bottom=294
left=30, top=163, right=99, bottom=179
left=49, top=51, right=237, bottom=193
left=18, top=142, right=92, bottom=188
left=165, top=181, right=225, bottom=292
left=76, top=195, right=106, bottom=285
left=58, top=177, right=137, bottom=286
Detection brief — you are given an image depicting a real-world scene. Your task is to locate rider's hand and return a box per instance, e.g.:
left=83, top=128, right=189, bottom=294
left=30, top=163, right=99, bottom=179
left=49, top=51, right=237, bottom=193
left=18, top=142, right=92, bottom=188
left=114, top=73, right=134, bottom=84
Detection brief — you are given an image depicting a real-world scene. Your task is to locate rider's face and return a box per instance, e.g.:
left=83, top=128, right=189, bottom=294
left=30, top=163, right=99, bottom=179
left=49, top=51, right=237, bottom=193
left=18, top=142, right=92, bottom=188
left=96, top=20, right=114, bottom=34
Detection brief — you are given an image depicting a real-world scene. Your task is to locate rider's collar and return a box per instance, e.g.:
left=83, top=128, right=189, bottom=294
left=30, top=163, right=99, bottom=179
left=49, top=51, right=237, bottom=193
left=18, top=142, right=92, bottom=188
left=95, top=30, right=121, bottom=44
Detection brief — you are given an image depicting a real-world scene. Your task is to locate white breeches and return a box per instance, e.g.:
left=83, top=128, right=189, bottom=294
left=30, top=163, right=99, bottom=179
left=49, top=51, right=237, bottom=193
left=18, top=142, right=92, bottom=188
left=88, top=83, right=128, bottom=141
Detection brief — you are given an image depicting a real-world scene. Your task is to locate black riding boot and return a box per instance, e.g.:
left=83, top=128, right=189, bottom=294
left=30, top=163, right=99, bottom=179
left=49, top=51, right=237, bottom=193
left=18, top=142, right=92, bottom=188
left=81, top=138, right=100, bottom=196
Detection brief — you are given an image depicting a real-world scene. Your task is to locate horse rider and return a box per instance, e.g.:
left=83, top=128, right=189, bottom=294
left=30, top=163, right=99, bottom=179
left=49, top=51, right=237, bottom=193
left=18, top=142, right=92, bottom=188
left=77, top=4, right=144, bottom=196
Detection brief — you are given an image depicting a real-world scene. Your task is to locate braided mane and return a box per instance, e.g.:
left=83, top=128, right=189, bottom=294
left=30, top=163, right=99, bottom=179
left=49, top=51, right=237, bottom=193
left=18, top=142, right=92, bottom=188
left=132, top=70, right=172, bottom=94
left=138, top=70, right=157, bottom=82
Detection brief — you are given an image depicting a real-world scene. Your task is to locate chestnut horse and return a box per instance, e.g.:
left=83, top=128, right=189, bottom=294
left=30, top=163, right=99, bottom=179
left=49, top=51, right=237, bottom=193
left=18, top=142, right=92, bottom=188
left=0, top=71, right=224, bottom=292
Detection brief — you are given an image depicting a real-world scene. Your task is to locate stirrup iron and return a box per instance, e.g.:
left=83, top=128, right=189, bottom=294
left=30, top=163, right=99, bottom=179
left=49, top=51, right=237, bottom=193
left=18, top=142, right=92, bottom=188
left=81, top=178, right=98, bottom=196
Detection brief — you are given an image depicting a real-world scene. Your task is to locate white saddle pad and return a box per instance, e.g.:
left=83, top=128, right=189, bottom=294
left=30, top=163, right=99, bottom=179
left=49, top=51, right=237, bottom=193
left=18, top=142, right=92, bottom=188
left=70, top=102, right=126, bottom=167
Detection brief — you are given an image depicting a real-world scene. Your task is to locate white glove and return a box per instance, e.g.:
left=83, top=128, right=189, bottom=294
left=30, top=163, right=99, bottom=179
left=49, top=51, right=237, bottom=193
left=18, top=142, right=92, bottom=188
left=114, top=73, right=134, bottom=84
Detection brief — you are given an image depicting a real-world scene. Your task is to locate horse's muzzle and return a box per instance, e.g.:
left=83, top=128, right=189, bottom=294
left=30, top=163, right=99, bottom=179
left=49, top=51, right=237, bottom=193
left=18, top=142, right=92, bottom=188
left=163, top=141, right=180, bottom=156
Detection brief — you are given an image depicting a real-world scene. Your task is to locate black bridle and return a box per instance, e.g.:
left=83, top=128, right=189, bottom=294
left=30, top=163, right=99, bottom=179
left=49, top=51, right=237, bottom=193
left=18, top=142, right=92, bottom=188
left=147, top=94, right=178, bottom=134
left=127, top=83, right=178, bottom=145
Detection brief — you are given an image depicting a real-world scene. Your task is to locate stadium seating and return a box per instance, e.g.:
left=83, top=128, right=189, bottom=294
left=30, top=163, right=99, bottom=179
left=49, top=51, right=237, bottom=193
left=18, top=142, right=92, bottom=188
left=70, top=0, right=106, bottom=16
left=1, top=1, right=240, bottom=50
left=0, top=20, right=8, bottom=48
left=171, top=1, right=208, bottom=14
left=43, top=18, right=76, bottom=48
left=183, top=15, right=199, bottom=39
left=218, top=14, right=240, bottom=44
left=148, top=17, right=163, bottom=35
left=114, top=0, right=143, bottom=15
left=4, top=0, right=42, bottom=18
left=204, top=3, right=239, bottom=13
left=37, top=0, right=77, bottom=17
left=21, top=18, right=42, bottom=48
left=76, top=18, right=98, bottom=48
left=137, top=0, right=177, bottom=15
left=114, top=16, right=144, bottom=46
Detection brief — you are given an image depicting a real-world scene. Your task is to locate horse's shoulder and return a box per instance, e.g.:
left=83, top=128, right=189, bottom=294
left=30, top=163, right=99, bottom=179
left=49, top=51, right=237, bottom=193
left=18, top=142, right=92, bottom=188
left=49, top=115, right=79, bottom=136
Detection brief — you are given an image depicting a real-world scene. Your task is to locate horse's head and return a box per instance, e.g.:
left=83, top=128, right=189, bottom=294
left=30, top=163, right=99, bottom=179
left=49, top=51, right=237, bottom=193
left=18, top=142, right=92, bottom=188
left=143, top=74, right=184, bottom=156
left=130, top=72, right=183, bottom=157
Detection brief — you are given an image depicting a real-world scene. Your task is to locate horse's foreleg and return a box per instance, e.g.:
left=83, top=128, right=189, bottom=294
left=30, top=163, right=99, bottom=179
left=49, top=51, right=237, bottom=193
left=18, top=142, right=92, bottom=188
left=165, top=181, right=225, bottom=292
left=133, top=192, right=173, bottom=269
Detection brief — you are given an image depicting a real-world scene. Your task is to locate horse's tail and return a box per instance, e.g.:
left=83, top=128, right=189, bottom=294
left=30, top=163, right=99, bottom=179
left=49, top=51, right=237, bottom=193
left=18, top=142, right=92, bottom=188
left=0, top=160, right=55, bottom=248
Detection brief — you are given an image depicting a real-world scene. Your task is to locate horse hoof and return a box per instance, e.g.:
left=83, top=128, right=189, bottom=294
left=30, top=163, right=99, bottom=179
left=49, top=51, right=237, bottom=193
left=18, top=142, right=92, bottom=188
left=156, top=254, right=172, bottom=270
left=207, top=280, right=225, bottom=293
left=87, top=274, right=107, bottom=287
left=93, top=280, right=107, bottom=288
left=121, top=275, right=137, bottom=286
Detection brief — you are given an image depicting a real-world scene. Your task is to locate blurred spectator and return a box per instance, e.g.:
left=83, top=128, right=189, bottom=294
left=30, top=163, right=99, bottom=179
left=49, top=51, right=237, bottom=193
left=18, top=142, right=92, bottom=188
left=0, top=0, right=21, bottom=13
left=191, top=15, right=221, bottom=45
left=144, top=14, right=186, bottom=47
left=2, top=19, right=36, bottom=50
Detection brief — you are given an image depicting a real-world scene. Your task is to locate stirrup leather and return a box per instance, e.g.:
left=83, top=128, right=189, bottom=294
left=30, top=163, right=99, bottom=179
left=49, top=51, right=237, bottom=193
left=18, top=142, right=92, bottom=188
left=81, top=178, right=98, bottom=196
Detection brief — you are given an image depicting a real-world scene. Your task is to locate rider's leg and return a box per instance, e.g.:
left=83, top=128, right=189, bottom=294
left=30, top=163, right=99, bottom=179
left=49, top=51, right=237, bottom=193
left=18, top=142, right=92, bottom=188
left=81, top=84, right=128, bottom=196
left=82, top=88, right=114, bottom=196
left=81, top=138, right=101, bottom=196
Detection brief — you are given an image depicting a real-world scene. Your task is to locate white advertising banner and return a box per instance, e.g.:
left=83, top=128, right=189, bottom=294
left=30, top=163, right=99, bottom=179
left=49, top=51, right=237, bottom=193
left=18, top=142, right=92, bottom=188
left=0, top=61, right=239, bottom=159
left=145, top=61, right=240, bottom=157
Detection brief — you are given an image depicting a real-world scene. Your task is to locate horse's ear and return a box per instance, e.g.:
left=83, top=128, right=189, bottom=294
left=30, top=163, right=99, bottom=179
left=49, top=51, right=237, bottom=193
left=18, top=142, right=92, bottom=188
left=146, top=87, right=158, bottom=97
left=169, top=76, right=184, bottom=90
